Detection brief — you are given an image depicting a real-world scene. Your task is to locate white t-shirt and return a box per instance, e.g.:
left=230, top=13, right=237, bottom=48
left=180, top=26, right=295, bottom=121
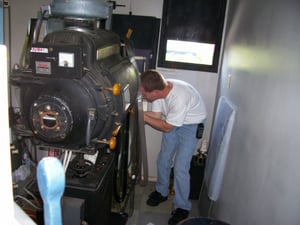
left=151, top=79, right=207, bottom=126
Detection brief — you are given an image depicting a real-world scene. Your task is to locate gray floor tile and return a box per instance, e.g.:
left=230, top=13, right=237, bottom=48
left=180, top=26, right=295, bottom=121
left=126, top=182, right=199, bottom=225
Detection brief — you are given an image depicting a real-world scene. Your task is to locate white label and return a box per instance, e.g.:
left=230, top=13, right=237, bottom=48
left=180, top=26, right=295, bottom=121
left=31, top=47, right=49, bottom=53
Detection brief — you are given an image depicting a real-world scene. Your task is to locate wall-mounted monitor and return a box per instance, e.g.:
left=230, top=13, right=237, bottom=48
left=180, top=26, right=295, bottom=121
left=158, top=0, right=227, bottom=72
left=165, top=40, right=215, bottom=65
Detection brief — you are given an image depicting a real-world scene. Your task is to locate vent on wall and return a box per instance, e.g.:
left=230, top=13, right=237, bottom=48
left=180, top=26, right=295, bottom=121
left=204, top=96, right=236, bottom=201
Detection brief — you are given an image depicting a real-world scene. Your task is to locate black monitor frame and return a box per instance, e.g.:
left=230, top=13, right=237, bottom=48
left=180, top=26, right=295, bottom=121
left=158, top=0, right=227, bottom=72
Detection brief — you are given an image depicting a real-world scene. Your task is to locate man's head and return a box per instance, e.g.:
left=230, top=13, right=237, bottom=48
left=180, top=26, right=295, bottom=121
left=140, top=70, right=168, bottom=102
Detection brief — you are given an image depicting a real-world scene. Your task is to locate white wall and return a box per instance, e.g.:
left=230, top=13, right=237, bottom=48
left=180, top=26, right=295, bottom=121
left=0, top=44, right=14, bottom=224
left=7, top=0, right=219, bottom=179
left=0, top=44, right=36, bottom=225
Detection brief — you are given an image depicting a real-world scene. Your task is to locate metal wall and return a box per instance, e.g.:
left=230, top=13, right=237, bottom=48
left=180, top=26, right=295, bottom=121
left=208, top=0, right=300, bottom=224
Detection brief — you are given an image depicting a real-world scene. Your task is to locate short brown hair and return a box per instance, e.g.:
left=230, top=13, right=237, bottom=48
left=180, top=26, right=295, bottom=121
left=140, top=70, right=167, bottom=92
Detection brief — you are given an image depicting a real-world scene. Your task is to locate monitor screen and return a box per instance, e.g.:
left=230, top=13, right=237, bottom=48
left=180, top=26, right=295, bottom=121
left=165, top=40, right=215, bottom=65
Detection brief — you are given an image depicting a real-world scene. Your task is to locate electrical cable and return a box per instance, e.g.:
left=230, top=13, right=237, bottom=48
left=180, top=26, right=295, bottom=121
left=63, top=150, right=73, bottom=172
left=65, top=151, right=73, bottom=173
left=129, top=0, right=132, bottom=15
left=14, top=195, right=43, bottom=210
left=23, top=187, right=41, bottom=207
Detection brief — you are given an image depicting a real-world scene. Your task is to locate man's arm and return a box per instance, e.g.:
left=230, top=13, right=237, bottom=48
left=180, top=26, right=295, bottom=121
left=144, top=111, right=174, bottom=133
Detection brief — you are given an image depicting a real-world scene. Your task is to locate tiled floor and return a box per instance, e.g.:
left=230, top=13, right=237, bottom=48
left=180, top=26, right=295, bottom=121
left=126, top=181, right=199, bottom=225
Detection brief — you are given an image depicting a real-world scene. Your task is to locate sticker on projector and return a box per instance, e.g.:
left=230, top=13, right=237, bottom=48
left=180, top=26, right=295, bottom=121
left=35, top=61, right=51, bottom=75
left=31, top=47, right=49, bottom=53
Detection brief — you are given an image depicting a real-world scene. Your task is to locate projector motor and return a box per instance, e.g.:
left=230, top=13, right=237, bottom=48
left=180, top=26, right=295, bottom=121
left=11, top=9, right=139, bottom=153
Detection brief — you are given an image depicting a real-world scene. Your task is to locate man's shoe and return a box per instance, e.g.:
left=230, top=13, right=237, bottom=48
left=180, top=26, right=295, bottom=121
left=146, top=190, right=168, bottom=206
left=168, top=208, right=189, bottom=225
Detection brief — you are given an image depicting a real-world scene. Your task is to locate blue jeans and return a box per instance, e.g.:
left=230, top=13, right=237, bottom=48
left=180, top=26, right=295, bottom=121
left=156, top=124, right=199, bottom=211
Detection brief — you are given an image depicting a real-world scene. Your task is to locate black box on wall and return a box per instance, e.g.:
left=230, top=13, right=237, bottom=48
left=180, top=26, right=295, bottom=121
left=111, top=14, right=160, bottom=70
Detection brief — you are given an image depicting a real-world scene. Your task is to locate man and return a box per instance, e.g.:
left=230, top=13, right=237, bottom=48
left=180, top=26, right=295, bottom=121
left=140, top=70, right=207, bottom=225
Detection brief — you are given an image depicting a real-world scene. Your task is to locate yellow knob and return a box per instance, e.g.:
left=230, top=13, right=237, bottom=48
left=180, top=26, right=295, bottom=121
left=109, top=136, right=117, bottom=150
left=96, top=137, right=117, bottom=150
left=112, top=125, right=121, bottom=137
left=126, top=28, right=133, bottom=39
left=112, top=83, right=121, bottom=96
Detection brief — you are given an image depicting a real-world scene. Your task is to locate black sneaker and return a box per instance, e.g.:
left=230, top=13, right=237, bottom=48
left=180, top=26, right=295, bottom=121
left=146, top=190, right=168, bottom=206
left=168, top=208, right=189, bottom=225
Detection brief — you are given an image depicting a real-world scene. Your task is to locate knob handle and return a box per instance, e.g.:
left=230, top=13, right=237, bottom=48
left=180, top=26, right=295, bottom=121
left=112, top=83, right=121, bottom=96
left=97, top=136, right=117, bottom=150
left=103, top=83, right=121, bottom=96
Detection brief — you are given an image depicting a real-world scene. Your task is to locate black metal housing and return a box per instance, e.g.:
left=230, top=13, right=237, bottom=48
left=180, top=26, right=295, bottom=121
left=11, top=28, right=139, bottom=150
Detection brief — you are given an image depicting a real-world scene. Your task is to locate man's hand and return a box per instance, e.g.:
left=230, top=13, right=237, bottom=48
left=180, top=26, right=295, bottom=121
left=144, top=111, right=174, bottom=133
